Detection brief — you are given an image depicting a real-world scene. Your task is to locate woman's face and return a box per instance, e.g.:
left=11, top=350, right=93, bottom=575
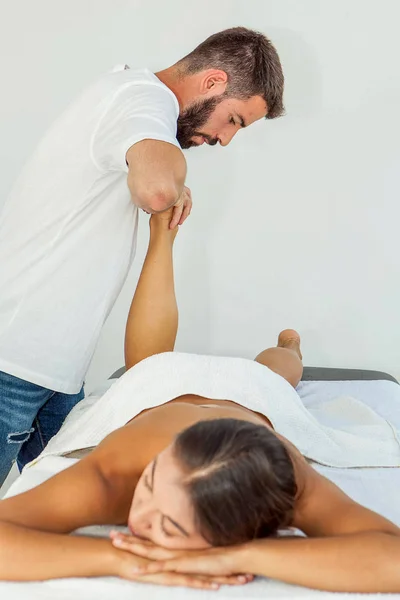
left=128, top=445, right=211, bottom=550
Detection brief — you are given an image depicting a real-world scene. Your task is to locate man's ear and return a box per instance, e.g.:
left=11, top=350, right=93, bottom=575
left=199, top=69, right=228, bottom=97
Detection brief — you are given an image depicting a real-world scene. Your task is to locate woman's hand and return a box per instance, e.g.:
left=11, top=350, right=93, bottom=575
left=118, top=560, right=251, bottom=590
left=111, top=536, right=252, bottom=589
left=110, top=531, right=253, bottom=582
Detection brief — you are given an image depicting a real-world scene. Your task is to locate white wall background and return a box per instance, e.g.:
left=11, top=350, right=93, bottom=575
left=0, top=0, right=399, bottom=393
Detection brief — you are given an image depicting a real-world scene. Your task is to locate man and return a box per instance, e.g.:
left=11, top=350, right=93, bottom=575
left=0, top=26, right=284, bottom=484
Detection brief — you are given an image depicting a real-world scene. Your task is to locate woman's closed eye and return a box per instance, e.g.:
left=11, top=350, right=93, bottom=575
left=144, top=475, right=152, bottom=492
left=144, top=459, right=157, bottom=492
left=160, top=517, right=174, bottom=538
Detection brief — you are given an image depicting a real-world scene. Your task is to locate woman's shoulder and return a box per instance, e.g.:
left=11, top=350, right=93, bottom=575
left=274, top=432, right=311, bottom=505
left=92, top=401, right=205, bottom=474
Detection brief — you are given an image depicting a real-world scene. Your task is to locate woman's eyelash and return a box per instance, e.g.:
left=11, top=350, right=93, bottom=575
left=161, top=520, right=173, bottom=537
left=144, top=475, right=152, bottom=491
left=230, top=117, right=235, bottom=125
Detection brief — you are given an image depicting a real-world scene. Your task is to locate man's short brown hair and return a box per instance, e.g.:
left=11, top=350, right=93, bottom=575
left=178, top=27, right=284, bottom=119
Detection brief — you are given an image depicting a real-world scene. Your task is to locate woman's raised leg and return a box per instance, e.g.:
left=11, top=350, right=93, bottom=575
left=124, top=210, right=179, bottom=370
left=254, top=329, right=303, bottom=388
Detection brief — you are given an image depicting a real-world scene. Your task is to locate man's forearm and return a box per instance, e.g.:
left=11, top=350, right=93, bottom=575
left=239, top=532, right=400, bottom=593
left=0, top=521, right=118, bottom=581
left=127, top=140, right=186, bottom=213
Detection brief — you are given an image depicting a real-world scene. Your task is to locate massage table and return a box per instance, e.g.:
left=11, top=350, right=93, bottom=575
left=111, top=364, right=399, bottom=383
left=2, top=366, right=400, bottom=600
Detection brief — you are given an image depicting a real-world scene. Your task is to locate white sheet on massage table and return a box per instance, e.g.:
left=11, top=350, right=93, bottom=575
left=2, top=379, right=400, bottom=600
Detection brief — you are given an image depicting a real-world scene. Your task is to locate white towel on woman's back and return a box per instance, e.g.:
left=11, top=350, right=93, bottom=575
left=31, top=352, right=400, bottom=469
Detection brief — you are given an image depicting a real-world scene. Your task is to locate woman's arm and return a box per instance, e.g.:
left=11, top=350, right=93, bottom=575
left=245, top=467, right=398, bottom=592
left=124, top=210, right=179, bottom=370
left=0, top=458, right=130, bottom=580
left=125, top=469, right=400, bottom=593
left=0, top=521, right=121, bottom=581
left=237, top=530, right=400, bottom=593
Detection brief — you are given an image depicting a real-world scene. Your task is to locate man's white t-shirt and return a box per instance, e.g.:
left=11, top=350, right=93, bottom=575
left=0, top=67, right=180, bottom=394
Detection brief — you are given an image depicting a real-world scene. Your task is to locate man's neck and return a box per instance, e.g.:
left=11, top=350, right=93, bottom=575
left=155, top=66, right=195, bottom=112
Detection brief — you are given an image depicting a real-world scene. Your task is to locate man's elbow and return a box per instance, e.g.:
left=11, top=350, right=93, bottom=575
left=132, top=186, right=180, bottom=213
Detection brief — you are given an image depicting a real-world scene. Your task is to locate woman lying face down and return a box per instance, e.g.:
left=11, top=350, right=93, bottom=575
left=129, top=418, right=297, bottom=549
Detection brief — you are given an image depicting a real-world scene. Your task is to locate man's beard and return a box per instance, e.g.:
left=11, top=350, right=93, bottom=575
left=176, top=96, right=221, bottom=149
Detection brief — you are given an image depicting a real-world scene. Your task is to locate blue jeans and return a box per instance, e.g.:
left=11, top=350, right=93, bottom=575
left=0, top=370, right=84, bottom=486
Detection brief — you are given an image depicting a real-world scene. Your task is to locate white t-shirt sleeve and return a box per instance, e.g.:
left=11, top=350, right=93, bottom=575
left=91, top=82, right=180, bottom=172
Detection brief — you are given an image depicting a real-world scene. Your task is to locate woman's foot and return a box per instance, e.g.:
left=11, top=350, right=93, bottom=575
left=277, top=329, right=302, bottom=360
left=149, top=208, right=179, bottom=242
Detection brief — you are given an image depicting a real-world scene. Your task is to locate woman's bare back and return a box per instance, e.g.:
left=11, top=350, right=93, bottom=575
left=78, top=394, right=307, bottom=528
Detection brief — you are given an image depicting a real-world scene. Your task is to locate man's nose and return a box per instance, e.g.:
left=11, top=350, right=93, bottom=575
left=218, top=128, right=238, bottom=146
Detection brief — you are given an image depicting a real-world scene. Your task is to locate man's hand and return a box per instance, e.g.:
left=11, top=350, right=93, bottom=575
left=110, top=531, right=253, bottom=584
left=170, top=185, right=192, bottom=229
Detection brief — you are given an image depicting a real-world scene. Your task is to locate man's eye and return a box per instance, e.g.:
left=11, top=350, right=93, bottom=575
left=229, top=117, right=235, bottom=125
left=144, top=476, right=152, bottom=492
